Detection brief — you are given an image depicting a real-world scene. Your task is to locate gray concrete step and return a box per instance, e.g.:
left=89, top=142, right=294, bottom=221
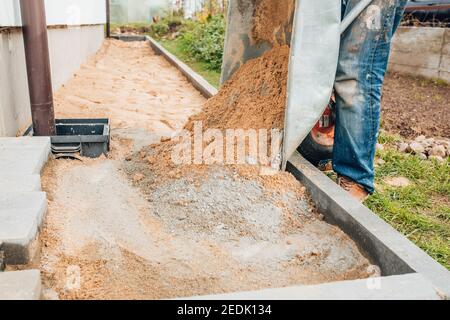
left=0, top=137, right=51, bottom=175
left=0, top=174, right=42, bottom=192
left=0, top=192, right=47, bottom=265
left=0, top=270, right=41, bottom=300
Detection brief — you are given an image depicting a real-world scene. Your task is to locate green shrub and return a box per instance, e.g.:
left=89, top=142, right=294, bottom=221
left=178, top=15, right=225, bottom=71
left=151, top=21, right=169, bottom=38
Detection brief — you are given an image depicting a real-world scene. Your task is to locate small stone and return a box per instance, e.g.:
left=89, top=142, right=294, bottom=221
left=133, top=173, right=145, bottom=182
left=375, top=158, right=386, bottom=166
left=125, top=155, right=132, bottom=161
left=139, top=151, right=147, bottom=159
left=408, top=142, right=425, bottom=154
left=397, top=142, right=409, bottom=153
left=376, top=143, right=384, bottom=151
left=415, top=135, right=426, bottom=142
left=384, top=176, right=411, bottom=188
left=429, top=155, right=444, bottom=163
left=286, top=240, right=292, bottom=245
left=424, top=138, right=435, bottom=146
left=318, top=214, right=325, bottom=221
left=429, top=145, right=446, bottom=158
left=436, top=139, right=450, bottom=148
left=418, top=153, right=428, bottom=160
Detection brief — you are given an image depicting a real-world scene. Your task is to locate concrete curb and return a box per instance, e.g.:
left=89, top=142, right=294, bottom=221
left=145, top=36, right=218, bottom=98
left=188, top=274, right=441, bottom=300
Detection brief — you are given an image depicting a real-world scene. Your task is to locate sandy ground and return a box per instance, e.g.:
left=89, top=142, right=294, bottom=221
left=38, top=39, right=371, bottom=300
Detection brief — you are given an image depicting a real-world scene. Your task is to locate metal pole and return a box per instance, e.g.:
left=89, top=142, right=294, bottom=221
left=19, top=0, right=56, bottom=136
left=106, top=0, right=111, bottom=38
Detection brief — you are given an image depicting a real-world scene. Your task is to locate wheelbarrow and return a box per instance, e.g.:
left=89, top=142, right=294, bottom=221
left=220, top=0, right=375, bottom=168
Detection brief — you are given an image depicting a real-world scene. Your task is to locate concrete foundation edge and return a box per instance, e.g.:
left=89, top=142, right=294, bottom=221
left=186, top=274, right=441, bottom=300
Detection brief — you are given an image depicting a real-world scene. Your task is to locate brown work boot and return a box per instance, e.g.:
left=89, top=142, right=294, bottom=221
left=337, top=175, right=369, bottom=202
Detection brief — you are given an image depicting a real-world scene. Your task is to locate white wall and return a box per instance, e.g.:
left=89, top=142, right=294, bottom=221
left=0, top=0, right=106, bottom=137
left=0, top=26, right=104, bottom=137
left=0, top=0, right=106, bottom=27
left=389, top=27, right=450, bottom=83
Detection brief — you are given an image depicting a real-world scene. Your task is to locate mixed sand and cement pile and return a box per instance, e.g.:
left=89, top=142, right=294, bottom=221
left=36, top=4, right=372, bottom=299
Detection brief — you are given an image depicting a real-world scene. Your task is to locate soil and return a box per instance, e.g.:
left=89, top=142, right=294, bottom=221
left=381, top=72, right=450, bottom=139
left=252, top=0, right=295, bottom=45
left=189, top=45, right=289, bottom=131
left=143, top=45, right=290, bottom=182
left=38, top=39, right=372, bottom=300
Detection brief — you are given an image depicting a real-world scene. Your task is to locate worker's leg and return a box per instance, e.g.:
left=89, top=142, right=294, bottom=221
left=333, top=0, right=407, bottom=193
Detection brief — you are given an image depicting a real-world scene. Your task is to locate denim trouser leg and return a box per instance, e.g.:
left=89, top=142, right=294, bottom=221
left=333, top=0, right=407, bottom=193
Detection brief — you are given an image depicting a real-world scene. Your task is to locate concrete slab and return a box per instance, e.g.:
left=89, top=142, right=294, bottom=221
left=0, top=137, right=51, bottom=175
left=0, top=174, right=41, bottom=192
left=189, top=274, right=442, bottom=300
left=0, top=270, right=41, bottom=300
left=0, top=192, right=47, bottom=265
left=0, top=137, right=51, bottom=149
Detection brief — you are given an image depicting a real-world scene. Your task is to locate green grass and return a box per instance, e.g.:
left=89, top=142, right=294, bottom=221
left=159, top=38, right=221, bottom=88
left=365, top=132, right=450, bottom=270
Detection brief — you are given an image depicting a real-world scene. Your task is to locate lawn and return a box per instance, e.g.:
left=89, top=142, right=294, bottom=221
left=366, top=133, right=450, bottom=269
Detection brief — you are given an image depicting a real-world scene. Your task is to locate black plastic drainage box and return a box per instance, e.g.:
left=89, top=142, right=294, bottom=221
left=50, top=119, right=110, bottom=158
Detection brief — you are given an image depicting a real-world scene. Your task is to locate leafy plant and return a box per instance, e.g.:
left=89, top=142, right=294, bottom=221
left=151, top=21, right=169, bottom=37
left=178, top=15, right=225, bottom=71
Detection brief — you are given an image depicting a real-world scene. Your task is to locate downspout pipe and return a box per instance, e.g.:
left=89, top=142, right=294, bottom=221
left=106, top=0, right=111, bottom=38
left=19, top=0, right=56, bottom=136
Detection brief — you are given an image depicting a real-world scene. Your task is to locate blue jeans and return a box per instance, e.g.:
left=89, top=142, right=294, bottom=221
left=333, top=0, right=407, bottom=193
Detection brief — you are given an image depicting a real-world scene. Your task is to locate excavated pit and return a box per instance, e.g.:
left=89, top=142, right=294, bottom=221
left=36, top=39, right=372, bottom=300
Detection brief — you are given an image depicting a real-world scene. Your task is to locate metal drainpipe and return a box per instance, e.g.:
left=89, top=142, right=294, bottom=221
left=106, top=0, right=111, bottom=38
left=19, top=0, right=56, bottom=136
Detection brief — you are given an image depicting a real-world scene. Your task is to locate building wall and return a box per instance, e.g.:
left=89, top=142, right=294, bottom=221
left=389, top=27, right=450, bottom=83
left=0, top=0, right=106, bottom=27
left=0, top=0, right=105, bottom=137
left=0, top=25, right=104, bottom=137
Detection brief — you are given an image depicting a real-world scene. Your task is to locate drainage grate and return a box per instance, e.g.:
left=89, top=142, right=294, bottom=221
left=51, top=119, right=111, bottom=158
